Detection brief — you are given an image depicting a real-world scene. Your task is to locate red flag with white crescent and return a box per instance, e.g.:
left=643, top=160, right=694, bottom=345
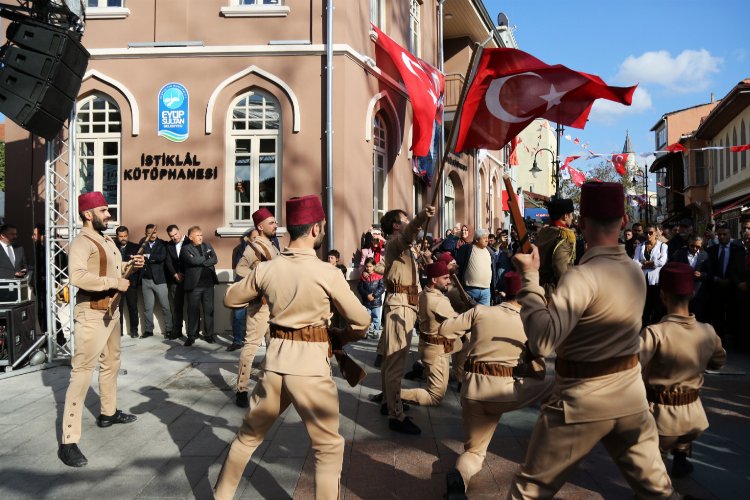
left=568, top=166, right=586, bottom=187
left=611, top=153, right=629, bottom=175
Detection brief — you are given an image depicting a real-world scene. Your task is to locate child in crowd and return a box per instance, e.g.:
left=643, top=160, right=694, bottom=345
left=326, top=249, right=347, bottom=276
left=357, top=258, right=384, bottom=338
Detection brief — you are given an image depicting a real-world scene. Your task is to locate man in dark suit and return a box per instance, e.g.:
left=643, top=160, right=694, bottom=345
left=139, top=224, right=172, bottom=338
left=180, top=225, right=218, bottom=346
left=165, top=224, right=188, bottom=339
left=0, top=223, right=28, bottom=280
left=116, top=226, right=142, bottom=338
left=706, top=222, right=747, bottom=346
left=673, top=234, right=710, bottom=321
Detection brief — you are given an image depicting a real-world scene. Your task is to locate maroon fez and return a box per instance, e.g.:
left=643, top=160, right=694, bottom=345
left=504, top=271, right=522, bottom=296
left=286, top=195, right=326, bottom=226
left=438, top=252, right=455, bottom=264
left=252, top=208, right=274, bottom=227
left=78, top=191, right=107, bottom=212
left=426, top=261, right=450, bottom=279
left=659, top=262, right=694, bottom=295
left=580, top=182, right=624, bottom=219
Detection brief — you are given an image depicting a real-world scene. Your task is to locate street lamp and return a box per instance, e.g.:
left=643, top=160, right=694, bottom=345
left=528, top=123, right=563, bottom=198
left=632, top=166, right=649, bottom=226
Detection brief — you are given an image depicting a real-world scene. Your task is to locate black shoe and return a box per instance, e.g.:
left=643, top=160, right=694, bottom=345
left=58, top=443, right=88, bottom=467
left=140, top=332, right=153, bottom=339
left=203, top=335, right=216, bottom=344
left=374, top=354, right=383, bottom=368
left=227, top=342, right=242, bottom=352
left=236, top=391, right=249, bottom=408
left=184, top=338, right=195, bottom=347
left=128, top=332, right=138, bottom=338
left=446, top=469, right=467, bottom=500
left=671, top=451, right=694, bottom=478
left=380, top=402, right=410, bottom=415
left=388, top=416, right=421, bottom=435
left=404, top=362, right=424, bottom=380
left=368, top=392, right=384, bottom=403
left=97, top=409, right=137, bottom=428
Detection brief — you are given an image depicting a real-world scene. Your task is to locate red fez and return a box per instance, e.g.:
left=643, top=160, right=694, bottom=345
left=252, top=208, right=274, bottom=228
left=286, top=195, right=326, bottom=226
left=503, top=271, right=522, bottom=297
left=78, top=191, right=107, bottom=212
left=659, top=262, right=694, bottom=295
left=426, top=261, right=450, bottom=279
left=438, top=252, right=455, bottom=264
left=580, top=182, right=624, bottom=219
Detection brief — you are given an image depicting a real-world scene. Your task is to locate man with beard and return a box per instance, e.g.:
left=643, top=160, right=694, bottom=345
left=667, top=218, right=693, bottom=261
left=115, top=226, right=142, bottom=338
left=233, top=208, right=280, bottom=407
left=58, top=192, right=144, bottom=467
left=213, top=195, right=370, bottom=500
left=536, top=198, right=576, bottom=298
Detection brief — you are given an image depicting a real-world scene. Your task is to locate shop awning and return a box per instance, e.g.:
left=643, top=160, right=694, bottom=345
left=711, top=192, right=750, bottom=218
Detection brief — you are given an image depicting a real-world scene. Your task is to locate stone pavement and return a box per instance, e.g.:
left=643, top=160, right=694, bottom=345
left=0, top=332, right=749, bottom=499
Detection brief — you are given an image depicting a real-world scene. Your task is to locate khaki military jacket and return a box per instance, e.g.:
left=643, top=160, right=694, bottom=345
left=382, top=211, right=429, bottom=310
left=536, top=225, right=576, bottom=296
left=70, top=226, right=124, bottom=300
left=518, top=245, right=649, bottom=423
left=640, top=314, right=726, bottom=436
left=418, top=287, right=458, bottom=336
left=440, top=303, right=548, bottom=403
left=225, top=247, right=370, bottom=376
left=235, top=236, right=280, bottom=315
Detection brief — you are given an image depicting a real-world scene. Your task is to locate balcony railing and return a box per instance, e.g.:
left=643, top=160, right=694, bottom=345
left=444, top=73, right=464, bottom=109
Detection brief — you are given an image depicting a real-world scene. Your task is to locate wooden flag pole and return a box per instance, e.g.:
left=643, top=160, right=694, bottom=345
left=502, top=173, right=532, bottom=254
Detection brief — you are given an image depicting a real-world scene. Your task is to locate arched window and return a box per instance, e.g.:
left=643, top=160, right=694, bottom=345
left=741, top=120, right=747, bottom=170
left=733, top=127, right=739, bottom=174
left=373, top=113, right=388, bottom=224
left=228, top=89, right=280, bottom=224
left=444, top=175, right=455, bottom=231
left=76, top=93, right=122, bottom=222
left=725, top=134, right=730, bottom=179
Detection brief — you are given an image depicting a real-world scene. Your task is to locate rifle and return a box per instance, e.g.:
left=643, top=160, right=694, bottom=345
left=107, top=225, right=156, bottom=315
left=502, top=173, right=532, bottom=254
left=329, top=328, right=367, bottom=387
left=449, top=273, right=475, bottom=311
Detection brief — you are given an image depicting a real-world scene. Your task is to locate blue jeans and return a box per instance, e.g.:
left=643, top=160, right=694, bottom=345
left=466, top=287, right=491, bottom=306
left=231, top=307, right=246, bottom=345
left=367, top=305, right=382, bottom=331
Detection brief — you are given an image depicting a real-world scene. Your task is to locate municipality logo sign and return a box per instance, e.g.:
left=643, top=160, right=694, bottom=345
left=158, top=83, right=189, bottom=142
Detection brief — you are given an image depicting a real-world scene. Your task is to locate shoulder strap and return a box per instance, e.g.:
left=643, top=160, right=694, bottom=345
left=247, top=241, right=266, bottom=263
left=82, top=234, right=107, bottom=277
left=259, top=240, right=273, bottom=261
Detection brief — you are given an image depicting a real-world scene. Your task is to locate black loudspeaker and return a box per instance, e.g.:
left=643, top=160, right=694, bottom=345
left=0, top=18, right=90, bottom=140
left=0, top=302, right=38, bottom=365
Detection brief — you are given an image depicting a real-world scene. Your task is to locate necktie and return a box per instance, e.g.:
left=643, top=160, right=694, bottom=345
left=718, top=245, right=727, bottom=277
left=6, top=245, right=14, bottom=266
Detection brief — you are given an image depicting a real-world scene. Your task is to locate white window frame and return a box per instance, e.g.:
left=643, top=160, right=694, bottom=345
left=224, top=89, right=281, bottom=229
left=373, top=114, right=389, bottom=225
left=409, top=0, right=421, bottom=57
left=76, top=94, right=122, bottom=224
left=370, top=0, right=385, bottom=29
left=221, top=0, right=289, bottom=18
left=656, top=126, right=667, bottom=149
left=85, top=0, right=130, bottom=19
left=445, top=176, right=456, bottom=231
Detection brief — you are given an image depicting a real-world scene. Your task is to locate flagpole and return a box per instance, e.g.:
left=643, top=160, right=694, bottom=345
left=423, top=36, right=490, bottom=241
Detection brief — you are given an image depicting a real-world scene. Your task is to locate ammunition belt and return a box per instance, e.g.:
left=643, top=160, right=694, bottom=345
left=646, top=387, right=700, bottom=406
left=269, top=325, right=329, bottom=343
left=418, top=332, right=455, bottom=354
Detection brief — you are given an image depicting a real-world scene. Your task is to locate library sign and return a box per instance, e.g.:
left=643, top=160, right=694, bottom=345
left=123, top=153, right=218, bottom=182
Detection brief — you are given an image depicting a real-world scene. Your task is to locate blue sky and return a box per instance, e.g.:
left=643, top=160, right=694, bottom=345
left=484, top=0, right=746, bottom=186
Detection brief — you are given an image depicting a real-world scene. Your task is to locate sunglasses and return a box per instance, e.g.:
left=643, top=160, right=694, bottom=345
left=647, top=231, right=655, bottom=235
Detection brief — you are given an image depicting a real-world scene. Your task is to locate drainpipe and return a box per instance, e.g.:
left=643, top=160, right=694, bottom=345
left=325, top=0, right=334, bottom=250
left=437, top=0, right=445, bottom=234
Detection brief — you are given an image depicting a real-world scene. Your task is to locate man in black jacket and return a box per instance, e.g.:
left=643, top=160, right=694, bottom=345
left=116, top=226, right=142, bottom=338
left=180, top=226, right=218, bottom=346
left=706, top=222, right=747, bottom=345
left=140, top=224, right=173, bottom=338
left=165, top=224, right=188, bottom=339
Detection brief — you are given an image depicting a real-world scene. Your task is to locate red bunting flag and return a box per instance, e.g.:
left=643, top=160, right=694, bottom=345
left=371, top=25, right=445, bottom=156
left=730, top=144, right=750, bottom=152
left=562, top=155, right=581, bottom=169
left=568, top=166, right=586, bottom=187
left=574, top=138, right=581, bottom=144
left=509, top=136, right=521, bottom=166
left=454, top=48, right=636, bottom=153
left=665, top=142, right=687, bottom=153
left=611, top=153, right=629, bottom=175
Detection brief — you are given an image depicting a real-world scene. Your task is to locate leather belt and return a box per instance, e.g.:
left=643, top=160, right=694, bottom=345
left=386, top=283, right=419, bottom=295
left=555, top=354, right=638, bottom=379
left=269, top=325, right=329, bottom=343
left=646, top=387, right=700, bottom=406
left=464, top=359, right=516, bottom=378
left=419, top=332, right=455, bottom=354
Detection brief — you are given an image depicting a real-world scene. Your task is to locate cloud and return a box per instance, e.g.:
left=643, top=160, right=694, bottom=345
left=614, top=49, right=722, bottom=93
left=588, top=86, right=653, bottom=124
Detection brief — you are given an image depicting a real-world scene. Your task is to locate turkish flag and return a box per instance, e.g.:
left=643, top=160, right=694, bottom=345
left=665, top=142, right=687, bottom=153
left=568, top=166, right=586, bottom=187
left=371, top=25, right=445, bottom=157
left=562, top=155, right=581, bottom=169
left=730, top=144, right=750, bottom=152
left=509, top=136, right=521, bottom=166
left=454, top=48, right=636, bottom=153
left=611, top=153, right=629, bottom=175
left=501, top=190, right=509, bottom=211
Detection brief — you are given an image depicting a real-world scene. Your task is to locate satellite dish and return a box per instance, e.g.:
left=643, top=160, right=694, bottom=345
left=497, top=12, right=510, bottom=28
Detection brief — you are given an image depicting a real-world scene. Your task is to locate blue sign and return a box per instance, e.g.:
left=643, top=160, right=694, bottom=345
left=158, top=83, right=189, bottom=142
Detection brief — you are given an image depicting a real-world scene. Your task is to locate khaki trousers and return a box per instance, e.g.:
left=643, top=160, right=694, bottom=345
left=235, top=302, right=270, bottom=393
left=214, top=370, right=344, bottom=500
left=659, top=431, right=701, bottom=456
left=400, top=343, right=449, bottom=406
left=380, top=304, right=416, bottom=420
left=508, top=404, right=675, bottom=499
left=450, top=334, right=471, bottom=382
left=61, top=305, right=121, bottom=444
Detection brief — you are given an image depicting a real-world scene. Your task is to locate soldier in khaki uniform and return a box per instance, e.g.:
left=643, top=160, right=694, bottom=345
left=233, top=208, right=280, bottom=408
left=58, top=192, right=144, bottom=468
left=640, top=262, right=726, bottom=478
left=439, top=272, right=553, bottom=498
left=399, top=261, right=458, bottom=407
left=535, top=198, right=576, bottom=297
left=509, top=182, right=676, bottom=499
left=378, top=206, right=435, bottom=435
left=213, top=195, right=370, bottom=500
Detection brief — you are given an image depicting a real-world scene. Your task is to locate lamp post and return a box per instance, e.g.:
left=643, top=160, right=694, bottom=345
left=632, top=165, right=649, bottom=226
left=529, top=122, right=563, bottom=199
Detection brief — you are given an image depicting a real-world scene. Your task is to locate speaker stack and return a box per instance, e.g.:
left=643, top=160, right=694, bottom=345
left=0, top=17, right=90, bottom=140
